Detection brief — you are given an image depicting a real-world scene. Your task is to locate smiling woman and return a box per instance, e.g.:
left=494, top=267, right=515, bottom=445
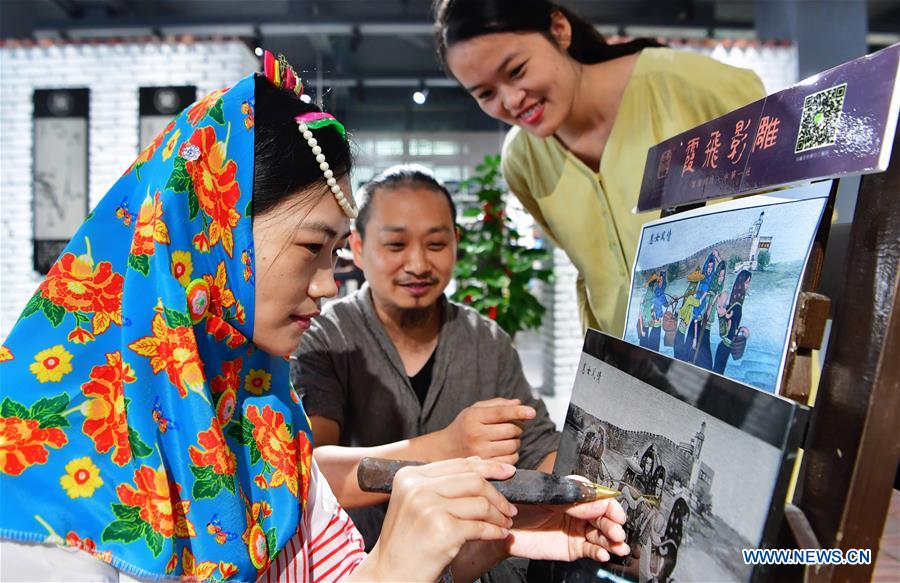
left=434, top=0, right=766, bottom=335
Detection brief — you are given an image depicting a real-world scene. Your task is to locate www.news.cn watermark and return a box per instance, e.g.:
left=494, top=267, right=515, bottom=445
left=742, top=548, right=872, bottom=565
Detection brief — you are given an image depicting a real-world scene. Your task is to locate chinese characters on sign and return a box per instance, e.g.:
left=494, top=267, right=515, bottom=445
left=637, top=43, right=899, bottom=212
left=703, top=130, right=722, bottom=169
left=754, top=116, right=781, bottom=152
left=728, top=119, right=751, bottom=165
left=657, top=148, right=673, bottom=179
left=681, top=119, right=777, bottom=181
left=682, top=137, right=700, bottom=176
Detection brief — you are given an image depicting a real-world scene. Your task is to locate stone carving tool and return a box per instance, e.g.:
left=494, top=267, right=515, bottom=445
left=357, top=457, right=620, bottom=504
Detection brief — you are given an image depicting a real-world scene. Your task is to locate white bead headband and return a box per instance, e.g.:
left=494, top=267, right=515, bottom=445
left=294, top=113, right=358, bottom=219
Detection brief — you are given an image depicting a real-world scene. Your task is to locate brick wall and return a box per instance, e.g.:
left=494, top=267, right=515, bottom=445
left=0, top=39, right=257, bottom=341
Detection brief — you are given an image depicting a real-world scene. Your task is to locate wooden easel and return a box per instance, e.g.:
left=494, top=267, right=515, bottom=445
left=649, top=93, right=899, bottom=583
left=684, top=122, right=900, bottom=582
left=778, top=177, right=838, bottom=403
left=782, top=119, right=900, bottom=582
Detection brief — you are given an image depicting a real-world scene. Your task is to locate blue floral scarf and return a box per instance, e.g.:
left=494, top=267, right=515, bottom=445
left=0, top=74, right=314, bottom=581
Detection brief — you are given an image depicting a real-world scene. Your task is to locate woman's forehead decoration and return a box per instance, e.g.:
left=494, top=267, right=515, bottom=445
left=262, top=49, right=357, bottom=219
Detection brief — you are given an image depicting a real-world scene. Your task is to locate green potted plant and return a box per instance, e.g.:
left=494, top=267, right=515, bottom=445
left=452, top=154, right=552, bottom=339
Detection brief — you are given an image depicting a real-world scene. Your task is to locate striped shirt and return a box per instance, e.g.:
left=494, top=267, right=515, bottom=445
left=263, top=460, right=366, bottom=582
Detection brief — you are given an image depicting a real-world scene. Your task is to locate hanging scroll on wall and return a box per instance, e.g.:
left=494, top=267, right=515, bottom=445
left=139, top=86, right=196, bottom=149
left=33, top=88, right=89, bottom=274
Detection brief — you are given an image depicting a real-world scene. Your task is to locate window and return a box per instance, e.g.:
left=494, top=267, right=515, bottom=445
left=375, top=139, right=404, bottom=157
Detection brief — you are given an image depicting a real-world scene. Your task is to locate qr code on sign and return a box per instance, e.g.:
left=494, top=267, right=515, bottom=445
left=795, top=83, right=847, bottom=153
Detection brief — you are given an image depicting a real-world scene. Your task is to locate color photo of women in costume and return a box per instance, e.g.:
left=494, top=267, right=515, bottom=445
left=622, top=184, right=829, bottom=393
left=636, top=271, right=667, bottom=352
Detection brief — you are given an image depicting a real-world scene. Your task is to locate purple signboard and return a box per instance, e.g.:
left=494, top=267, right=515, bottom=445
left=638, top=43, right=900, bottom=212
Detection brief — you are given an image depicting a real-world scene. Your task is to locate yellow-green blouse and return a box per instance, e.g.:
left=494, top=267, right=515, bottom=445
left=501, top=48, right=765, bottom=335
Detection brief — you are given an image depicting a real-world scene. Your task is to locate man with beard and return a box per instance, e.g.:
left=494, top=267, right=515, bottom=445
left=293, top=164, right=559, bottom=557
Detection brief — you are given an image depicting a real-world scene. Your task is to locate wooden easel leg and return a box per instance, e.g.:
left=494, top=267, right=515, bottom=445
left=799, top=121, right=900, bottom=583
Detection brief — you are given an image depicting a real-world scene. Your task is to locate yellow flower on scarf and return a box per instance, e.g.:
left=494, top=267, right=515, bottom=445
left=171, top=251, right=194, bottom=287
left=60, top=457, right=103, bottom=498
left=29, top=345, right=73, bottom=383
left=162, top=129, right=181, bottom=161
left=244, top=369, right=272, bottom=395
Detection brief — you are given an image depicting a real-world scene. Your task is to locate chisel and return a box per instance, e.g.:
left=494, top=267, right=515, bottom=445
left=357, top=457, right=620, bottom=505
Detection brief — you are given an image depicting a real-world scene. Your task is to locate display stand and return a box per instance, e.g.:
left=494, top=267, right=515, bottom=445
left=796, top=121, right=900, bottom=582
left=635, top=44, right=900, bottom=581
left=763, top=134, right=900, bottom=580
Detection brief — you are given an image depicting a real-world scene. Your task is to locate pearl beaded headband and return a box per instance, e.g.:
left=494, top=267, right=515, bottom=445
left=294, top=113, right=357, bottom=218
left=262, top=50, right=358, bottom=219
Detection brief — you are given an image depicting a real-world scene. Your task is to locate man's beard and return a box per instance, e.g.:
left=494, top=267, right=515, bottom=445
left=397, top=305, right=437, bottom=329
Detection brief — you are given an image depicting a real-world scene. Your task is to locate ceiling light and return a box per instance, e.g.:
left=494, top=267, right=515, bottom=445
left=412, top=82, right=429, bottom=105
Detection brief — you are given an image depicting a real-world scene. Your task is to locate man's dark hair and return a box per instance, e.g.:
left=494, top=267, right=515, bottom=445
left=355, top=164, right=457, bottom=238
left=252, top=74, right=353, bottom=217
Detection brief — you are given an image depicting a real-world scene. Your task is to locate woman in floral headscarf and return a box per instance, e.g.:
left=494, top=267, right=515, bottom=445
left=672, top=267, right=703, bottom=361
left=0, top=58, right=628, bottom=581
left=0, top=69, right=340, bottom=582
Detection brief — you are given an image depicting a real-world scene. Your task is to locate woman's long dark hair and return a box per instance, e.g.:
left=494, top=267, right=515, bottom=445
left=666, top=497, right=690, bottom=547
left=252, top=75, right=353, bottom=217
left=730, top=269, right=752, bottom=305
left=433, top=0, right=663, bottom=74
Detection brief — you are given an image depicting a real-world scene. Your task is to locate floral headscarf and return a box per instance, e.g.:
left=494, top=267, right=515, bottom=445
left=0, top=74, right=314, bottom=580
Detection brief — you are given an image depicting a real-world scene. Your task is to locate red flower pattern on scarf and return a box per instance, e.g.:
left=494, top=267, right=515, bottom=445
left=39, top=253, right=123, bottom=335
left=129, top=191, right=170, bottom=257
left=188, top=419, right=237, bottom=476
left=80, top=351, right=135, bottom=466
left=0, top=416, right=67, bottom=475
left=245, top=405, right=300, bottom=497
left=128, top=313, right=205, bottom=398
left=185, top=127, right=241, bottom=257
